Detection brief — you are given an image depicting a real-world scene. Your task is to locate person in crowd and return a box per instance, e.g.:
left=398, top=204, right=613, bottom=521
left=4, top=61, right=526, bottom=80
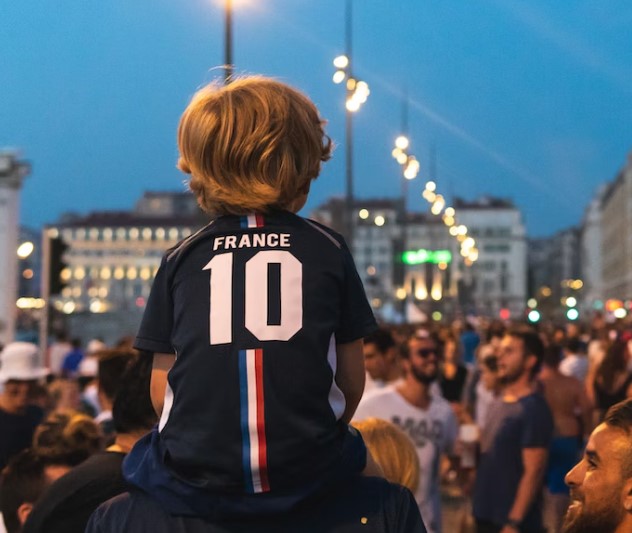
left=0, top=450, right=69, bottom=533
left=473, top=326, right=554, bottom=533
left=460, top=321, right=480, bottom=367
left=23, top=351, right=157, bottom=533
left=124, top=76, right=378, bottom=519
left=354, top=329, right=458, bottom=533
left=439, top=331, right=469, bottom=411
left=539, top=345, right=592, bottom=533
left=32, top=410, right=102, bottom=469
left=562, top=399, right=632, bottom=533
left=352, top=417, right=419, bottom=493
left=46, top=379, right=81, bottom=413
left=559, top=338, right=589, bottom=383
left=362, top=328, right=401, bottom=392
left=591, top=340, right=632, bottom=422
left=0, top=343, right=48, bottom=471
left=46, top=333, right=71, bottom=377
left=78, top=339, right=108, bottom=417
left=473, top=347, right=501, bottom=431
left=60, top=339, right=84, bottom=379
left=93, top=348, right=139, bottom=444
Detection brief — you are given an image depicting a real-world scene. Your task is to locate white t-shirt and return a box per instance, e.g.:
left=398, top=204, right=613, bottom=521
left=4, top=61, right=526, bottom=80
left=559, top=354, right=589, bottom=383
left=354, top=385, right=458, bottom=533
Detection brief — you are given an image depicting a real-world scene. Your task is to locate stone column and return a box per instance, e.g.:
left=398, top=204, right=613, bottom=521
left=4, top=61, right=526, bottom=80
left=0, top=152, right=30, bottom=345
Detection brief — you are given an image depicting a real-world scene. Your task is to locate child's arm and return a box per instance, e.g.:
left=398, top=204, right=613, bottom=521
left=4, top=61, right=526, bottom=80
left=150, top=352, right=176, bottom=416
left=336, top=339, right=366, bottom=423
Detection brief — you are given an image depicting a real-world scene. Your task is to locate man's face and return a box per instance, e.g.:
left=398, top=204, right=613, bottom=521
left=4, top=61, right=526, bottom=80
left=405, top=337, right=439, bottom=385
left=1, top=380, right=34, bottom=413
left=497, top=335, right=531, bottom=385
left=363, top=342, right=388, bottom=381
left=563, top=424, right=630, bottom=533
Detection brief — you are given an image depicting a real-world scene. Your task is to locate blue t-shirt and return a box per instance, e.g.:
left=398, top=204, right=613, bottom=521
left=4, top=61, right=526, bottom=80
left=133, top=211, right=377, bottom=495
left=473, top=392, right=553, bottom=530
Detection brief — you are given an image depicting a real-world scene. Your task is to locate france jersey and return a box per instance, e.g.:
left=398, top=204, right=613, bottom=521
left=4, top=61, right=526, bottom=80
left=134, top=210, right=377, bottom=495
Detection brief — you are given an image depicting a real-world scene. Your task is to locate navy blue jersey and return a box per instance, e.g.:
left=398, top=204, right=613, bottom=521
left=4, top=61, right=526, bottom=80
left=134, top=210, right=377, bottom=494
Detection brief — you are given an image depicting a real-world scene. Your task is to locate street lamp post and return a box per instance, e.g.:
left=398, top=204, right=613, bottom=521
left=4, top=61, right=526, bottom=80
left=332, top=0, right=369, bottom=246
left=224, top=0, right=233, bottom=84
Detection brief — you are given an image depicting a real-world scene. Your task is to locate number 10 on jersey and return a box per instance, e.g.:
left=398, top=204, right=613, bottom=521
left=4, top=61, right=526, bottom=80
left=203, top=250, right=303, bottom=345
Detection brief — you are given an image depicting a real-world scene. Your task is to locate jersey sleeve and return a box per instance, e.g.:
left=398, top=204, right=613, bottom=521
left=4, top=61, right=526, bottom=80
left=389, top=485, right=428, bottom=533
left=134, top=255, right=175, bottom=354
left=335, top=243, right=378, bottom=344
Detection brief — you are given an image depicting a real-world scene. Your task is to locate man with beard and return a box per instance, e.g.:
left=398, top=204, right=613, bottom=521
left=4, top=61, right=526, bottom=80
left=354, top=329, right=458, bottom=533
left=473, top=326, right=553, bottom=533
left=562, top=399, right=632, bottom=533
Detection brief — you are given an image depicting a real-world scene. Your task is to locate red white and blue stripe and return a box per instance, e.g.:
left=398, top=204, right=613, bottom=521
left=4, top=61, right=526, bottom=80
left=239, top=348, right=270, bottom=493
left=241, top=214, right=265, bottom=229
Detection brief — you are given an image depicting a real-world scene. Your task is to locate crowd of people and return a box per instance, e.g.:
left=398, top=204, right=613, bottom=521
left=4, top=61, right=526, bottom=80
left=3, top=75, right=632, bottom=533
left=2, top=319, right=632, bottom=532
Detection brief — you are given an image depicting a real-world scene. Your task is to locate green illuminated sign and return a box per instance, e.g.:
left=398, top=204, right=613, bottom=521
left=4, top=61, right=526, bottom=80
left=402, top=249, right=452, bottom=265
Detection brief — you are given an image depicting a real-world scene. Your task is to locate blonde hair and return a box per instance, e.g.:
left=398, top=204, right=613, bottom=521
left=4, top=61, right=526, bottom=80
left=353, top=417, right=420, bottom=493
left=177, top=75, right=332, bottom=215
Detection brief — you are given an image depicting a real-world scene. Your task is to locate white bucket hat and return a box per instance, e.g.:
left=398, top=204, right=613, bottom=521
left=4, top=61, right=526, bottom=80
left=0, top=342, right=49, bottom=383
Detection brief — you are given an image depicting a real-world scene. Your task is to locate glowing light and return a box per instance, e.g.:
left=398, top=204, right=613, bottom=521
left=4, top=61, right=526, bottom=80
left=114, top=267, right=125, bottom=280
left=135, top=296, right=146, bottom=308
left=425, top=181, right=436, bottom=192
left=567, top=308, right=580, bottom=321
left=499, top=308, right=511, bottom=320
left=333, top=55, right=349, bottom=69
left=444, top=207, right=455, bottom=217
left=60, top=268, right=72, bottom=282
left=359, top=209, right=369, bottom=220
left=374, top=215, right=385, bottom=227
left=62, top=301, right=76, bottom=314
left=395, top=136, right=409, bottom=150
left=566, top=296, right=577, bottom=308
left=101, top=267, right=112, bottom=280
left=333, top=70, right=346, bottom=84
left=366, top=265, right=376, bottom=276
left=371, top=298, right=382, bottom=308
left=22, top=269, right=34, bottom=279
left=541, top=286, right=552, bottom=297
left=17, top=242, right=34, bottom=259
left=527, top=298, right=538, bottom=309
left=395, top=287, right=407, bottom=300
left=432, top=311, right=442, bottom=321
left=528, top=310, right=541, bottom=323
left=614, top=308, right=627, bottom=319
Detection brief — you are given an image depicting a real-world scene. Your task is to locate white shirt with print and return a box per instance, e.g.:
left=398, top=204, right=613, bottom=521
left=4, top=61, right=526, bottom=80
left=354, top=385, right=458, bottom=533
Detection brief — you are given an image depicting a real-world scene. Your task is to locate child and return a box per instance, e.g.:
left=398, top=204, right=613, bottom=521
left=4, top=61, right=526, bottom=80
left=123, top=76, right=378, bottom=518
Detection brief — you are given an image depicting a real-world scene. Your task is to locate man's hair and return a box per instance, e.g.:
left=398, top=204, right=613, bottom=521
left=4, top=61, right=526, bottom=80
left=0, top=449, right=50, bottom=533
left=98, top=348, right=138, bottom=402
left=564, top=337, right=583, bottom=355
left=177, top=75, right=332, bottom=215
left=364, top=329, right=396, bottom=354
left=506, top=325, right=545, bottom=377
left=112, top=352, right=157, bottom=434
left=542, top=344, right=563, bottom=369
left=604, top=399, right=632, bottom=477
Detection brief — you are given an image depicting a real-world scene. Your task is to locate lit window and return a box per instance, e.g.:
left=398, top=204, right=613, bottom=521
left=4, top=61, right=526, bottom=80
left=140, top=267, right=151, bottom=280
left=74, top=267, right=86, bottom=280
left=101, top=267, right=112, bottom=280
left=114, top=267, right=125, bottom=280
left=142, top=228, right=152, bottom=240
left=156, top=228, right=166, bottom=240
left=129, top=228, right=139, bottom=240
left=127, top=267, right=138, bottom=280
left=103, top=228, right=113, bottom=241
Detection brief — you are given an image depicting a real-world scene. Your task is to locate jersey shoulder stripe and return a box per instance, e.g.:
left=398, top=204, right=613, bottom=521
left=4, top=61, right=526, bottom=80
left=302, top=218, right=343, bottom=249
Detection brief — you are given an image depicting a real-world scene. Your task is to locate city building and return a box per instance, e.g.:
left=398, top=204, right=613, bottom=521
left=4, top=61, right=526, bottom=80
left=580, top=185, right=607, bottom=314
left=0, top=151, right=30, bottom=345
left=453, top=197, right=527, bottom=318
left=47, top=191, right=206, bottom=344
left=601, top=153, right=632, bottom=304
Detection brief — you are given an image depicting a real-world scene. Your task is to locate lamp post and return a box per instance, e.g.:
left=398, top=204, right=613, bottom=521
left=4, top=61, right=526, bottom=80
left=224, top=0, right=233, bottom=84
left=332, top=0, right=369, bottom=246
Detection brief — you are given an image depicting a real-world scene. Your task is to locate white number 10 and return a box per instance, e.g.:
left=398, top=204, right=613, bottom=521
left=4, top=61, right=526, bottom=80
left=203, top=250, right=303, bottom=345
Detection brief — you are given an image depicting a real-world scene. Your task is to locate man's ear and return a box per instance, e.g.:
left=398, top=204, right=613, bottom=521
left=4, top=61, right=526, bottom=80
left=17, top=502, right=33, bottom=526
left=623, top=478, right=632, bottom=512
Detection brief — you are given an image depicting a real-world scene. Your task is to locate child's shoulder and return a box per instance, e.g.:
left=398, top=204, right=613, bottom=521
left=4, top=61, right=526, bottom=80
left=299, top=217, right=347, bottom=251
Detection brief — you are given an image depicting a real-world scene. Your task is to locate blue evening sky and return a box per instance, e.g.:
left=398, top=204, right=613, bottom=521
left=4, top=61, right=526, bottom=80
left=2, top=0, right=631, bottom=236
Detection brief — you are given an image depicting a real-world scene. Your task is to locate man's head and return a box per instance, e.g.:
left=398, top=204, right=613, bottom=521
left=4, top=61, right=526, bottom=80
left=401, top=330, right=441, bottom=385
left=0, top=343, right=48, bottom=414
left=97, top=348, right=137, bottom=410
left=497, top=326, right=544, bottom=385
left=0, top=449, right=67, bottom=533
left=111, top=352, right=157, bottom=435
left=363, top=329, right=397, bottom=382
left=177, top=75, right=332, bottom=215
left=563, top=400, right=632, bottom=533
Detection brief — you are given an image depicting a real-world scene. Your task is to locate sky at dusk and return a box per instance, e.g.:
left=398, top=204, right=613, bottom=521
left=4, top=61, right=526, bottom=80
left=2, top=0, right=632, bottom=237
